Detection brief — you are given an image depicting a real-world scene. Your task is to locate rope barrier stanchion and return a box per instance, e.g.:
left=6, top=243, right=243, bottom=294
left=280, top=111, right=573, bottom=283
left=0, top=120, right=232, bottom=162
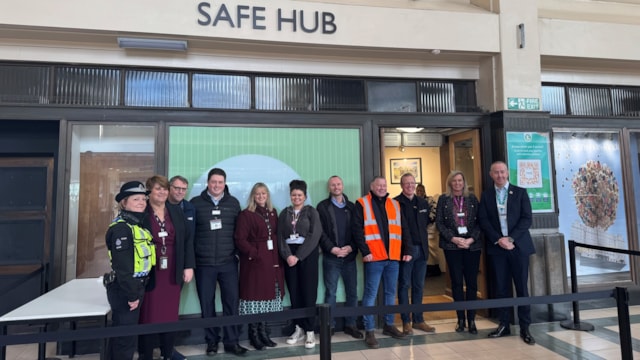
left=318, top=303, right=332, bottom=360
left=560, top=240, right=594, bottom=331
left=614, top=287, right=633, bottom=360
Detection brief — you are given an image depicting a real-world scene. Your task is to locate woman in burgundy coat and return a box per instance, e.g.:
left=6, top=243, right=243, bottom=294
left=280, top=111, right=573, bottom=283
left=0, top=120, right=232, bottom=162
left=234, top=182, right=285, bottom=350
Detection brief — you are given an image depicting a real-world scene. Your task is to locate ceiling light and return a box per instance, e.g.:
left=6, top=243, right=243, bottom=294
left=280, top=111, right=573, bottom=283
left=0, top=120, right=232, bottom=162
left=117, top=37, right=188, bottom=51
left=396, top=127, right=424, bottom=133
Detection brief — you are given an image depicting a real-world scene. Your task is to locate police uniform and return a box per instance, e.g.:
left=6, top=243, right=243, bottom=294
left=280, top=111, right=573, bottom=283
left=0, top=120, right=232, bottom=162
left=104, top=181, right=155, bottom=360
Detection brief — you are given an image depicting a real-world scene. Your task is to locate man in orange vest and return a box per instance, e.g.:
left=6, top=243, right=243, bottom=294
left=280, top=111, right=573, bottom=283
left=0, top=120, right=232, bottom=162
left=353, top=176, right=412, bottom=349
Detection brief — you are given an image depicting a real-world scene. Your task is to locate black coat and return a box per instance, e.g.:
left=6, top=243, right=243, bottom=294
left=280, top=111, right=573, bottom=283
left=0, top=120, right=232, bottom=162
left=316, top=195, right=358, bottom=262
left=394, top=193, right=430, bottom=259
left=191, top=190, right=241, bottom=266
left=436, top=194, right=482, bottom=251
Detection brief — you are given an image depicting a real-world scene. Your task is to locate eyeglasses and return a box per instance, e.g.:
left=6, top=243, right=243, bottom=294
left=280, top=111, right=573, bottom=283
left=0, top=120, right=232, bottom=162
left=171, top=185, right=187, bottom=192
left=402, top=182, right=416, bottom=186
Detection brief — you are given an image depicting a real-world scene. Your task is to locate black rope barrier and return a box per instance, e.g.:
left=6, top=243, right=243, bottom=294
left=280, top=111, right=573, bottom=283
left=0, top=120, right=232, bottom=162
left=561, top=240, right=640, bottom=332
left=0, top=289, right=614, bottom=346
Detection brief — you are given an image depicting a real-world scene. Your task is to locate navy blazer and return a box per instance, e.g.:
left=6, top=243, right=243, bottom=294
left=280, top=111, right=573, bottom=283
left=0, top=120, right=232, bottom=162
left=478, top=183, right=535, bottom=256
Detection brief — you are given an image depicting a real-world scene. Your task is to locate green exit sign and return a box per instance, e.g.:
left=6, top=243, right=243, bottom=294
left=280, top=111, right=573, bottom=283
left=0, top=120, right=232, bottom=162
left=507, top=97, right=540, bottom=110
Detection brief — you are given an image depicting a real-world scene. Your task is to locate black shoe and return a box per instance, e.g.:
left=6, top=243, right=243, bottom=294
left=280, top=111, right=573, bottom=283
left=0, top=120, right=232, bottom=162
left=344, top=325, right=363, bottom=339
left=249, top=323, right=266, bottom=351
left=468, top=320, right=477, bottom=335
left=224, top=344, right=248, bottom=356
left=488, top=324, right=511, bottom=338
left=520, top=328, right=536, bottom=345
left=455, top=319, right=465, bottom=333
left=206, top=342, right=218, bottom=356
left=256, top=322, right=277, bottom=347
left=170, top=349, right=187, bottom=360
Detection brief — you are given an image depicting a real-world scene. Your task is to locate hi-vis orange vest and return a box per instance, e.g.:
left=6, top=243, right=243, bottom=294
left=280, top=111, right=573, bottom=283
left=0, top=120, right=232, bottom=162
left=357, top=194, right=402, bottom=261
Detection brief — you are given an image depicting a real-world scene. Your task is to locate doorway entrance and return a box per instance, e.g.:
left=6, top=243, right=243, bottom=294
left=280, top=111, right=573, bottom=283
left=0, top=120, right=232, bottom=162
left=380, top=127, right=485, bottom=322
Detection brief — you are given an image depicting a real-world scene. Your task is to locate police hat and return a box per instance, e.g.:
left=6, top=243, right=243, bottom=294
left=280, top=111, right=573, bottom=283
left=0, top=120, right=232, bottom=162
left=115, top=181, right=149, bottom=202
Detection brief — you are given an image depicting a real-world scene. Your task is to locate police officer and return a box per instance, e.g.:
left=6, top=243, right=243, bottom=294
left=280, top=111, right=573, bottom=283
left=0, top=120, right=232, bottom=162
left=105, top=181, right=156, bottom=360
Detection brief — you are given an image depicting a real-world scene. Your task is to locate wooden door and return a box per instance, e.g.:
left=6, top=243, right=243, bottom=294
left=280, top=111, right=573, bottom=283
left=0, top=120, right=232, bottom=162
left=0, top=157, right=53, bottom=315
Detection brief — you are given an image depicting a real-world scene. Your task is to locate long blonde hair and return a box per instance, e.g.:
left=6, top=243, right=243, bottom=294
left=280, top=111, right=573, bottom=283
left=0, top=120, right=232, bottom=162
left=444, top=170, right=469, bottom=197
left=246, top=182, right=274, bottom=212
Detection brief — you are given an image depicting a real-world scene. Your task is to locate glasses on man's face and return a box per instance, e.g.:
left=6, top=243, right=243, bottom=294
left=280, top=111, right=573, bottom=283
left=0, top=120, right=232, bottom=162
left=171, top=185, right=187, bottom=192
left=402, top=182, right=416, bottom=186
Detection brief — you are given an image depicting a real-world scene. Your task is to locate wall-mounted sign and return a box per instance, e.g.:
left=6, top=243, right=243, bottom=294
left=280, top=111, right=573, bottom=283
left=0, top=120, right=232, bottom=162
left=506, top=132, right=554, bottom=213
left=197, top=2, right=337, bottom=34
left=507, top=97, right=540, bottom=111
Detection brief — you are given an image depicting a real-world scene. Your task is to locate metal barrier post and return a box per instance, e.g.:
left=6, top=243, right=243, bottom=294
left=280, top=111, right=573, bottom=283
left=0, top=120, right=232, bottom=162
left=318, top=304, right=332, bottom=360
left=614, top=287, right=633, bottom=360
left=560, top=240, right=594, bottom=331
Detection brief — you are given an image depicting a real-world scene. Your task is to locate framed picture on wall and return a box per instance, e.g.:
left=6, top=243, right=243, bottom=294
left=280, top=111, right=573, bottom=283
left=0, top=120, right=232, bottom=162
left=390, top=158, right=422, bottom=184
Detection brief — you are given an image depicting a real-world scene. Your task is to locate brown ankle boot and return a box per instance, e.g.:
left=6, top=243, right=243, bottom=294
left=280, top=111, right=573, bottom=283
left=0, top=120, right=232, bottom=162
left=365, top=331, right=379, bottom=349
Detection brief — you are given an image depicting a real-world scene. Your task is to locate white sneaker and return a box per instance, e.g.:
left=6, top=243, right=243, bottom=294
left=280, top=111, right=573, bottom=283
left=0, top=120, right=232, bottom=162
left=304, top=331, right=316, bottom=349
left=286, top=325, right=305, bottom=345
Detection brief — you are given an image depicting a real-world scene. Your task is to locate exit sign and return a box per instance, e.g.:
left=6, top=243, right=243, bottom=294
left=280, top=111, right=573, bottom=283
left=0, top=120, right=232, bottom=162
left=507, top=97, right=540, bottom=110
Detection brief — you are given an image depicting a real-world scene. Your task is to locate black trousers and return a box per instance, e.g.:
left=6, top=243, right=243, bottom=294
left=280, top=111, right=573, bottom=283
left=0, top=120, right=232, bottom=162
left=106, top=282, right=142, bottom=360
left=284, top=245, right=319, bottom=332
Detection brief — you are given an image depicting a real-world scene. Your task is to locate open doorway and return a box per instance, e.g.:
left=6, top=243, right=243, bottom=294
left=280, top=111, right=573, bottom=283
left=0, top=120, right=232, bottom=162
left=381, top=127, right=485, bottom=322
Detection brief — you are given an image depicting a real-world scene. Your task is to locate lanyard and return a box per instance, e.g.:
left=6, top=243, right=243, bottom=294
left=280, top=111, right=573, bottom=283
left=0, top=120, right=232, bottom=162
left=496, top=187, right=508, bottom=206
left=154, top=213, right=167, bottom=255
left=291, top=210, right=301, bottom=234
left=453, top=196, right=465, bottom=226
left=263, top=210, right=273, bottom=240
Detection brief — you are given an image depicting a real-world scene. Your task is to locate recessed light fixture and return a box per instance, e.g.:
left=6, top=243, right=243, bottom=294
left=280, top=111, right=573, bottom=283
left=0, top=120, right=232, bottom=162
left=117, top=37, right=188, bottom=52
left=396, top=127, right=424, bottom=133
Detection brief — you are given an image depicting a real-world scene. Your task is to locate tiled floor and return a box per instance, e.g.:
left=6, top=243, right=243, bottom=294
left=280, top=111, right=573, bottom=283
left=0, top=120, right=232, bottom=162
left=5, top=306, right=638, bottom=360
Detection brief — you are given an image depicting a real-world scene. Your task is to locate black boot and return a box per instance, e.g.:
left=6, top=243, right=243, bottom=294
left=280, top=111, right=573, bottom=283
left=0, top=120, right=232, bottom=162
left=249, top=323, right=266, bottom=350
left=258, top=322, right=277, bottom=347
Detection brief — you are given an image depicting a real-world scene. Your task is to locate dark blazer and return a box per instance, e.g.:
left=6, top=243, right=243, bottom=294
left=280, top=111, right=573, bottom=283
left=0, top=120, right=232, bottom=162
left=436, top=194, right=482, bottom=252
left=144, top=201, right=196, bottom=289
left=478, top=183, right=535, bottom=256
left=316, top=195, right=358, bottom=262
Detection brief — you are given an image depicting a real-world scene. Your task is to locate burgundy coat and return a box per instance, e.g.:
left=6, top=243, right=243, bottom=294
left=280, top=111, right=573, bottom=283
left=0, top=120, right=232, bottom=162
left=234, top=206, right=285, bottom=301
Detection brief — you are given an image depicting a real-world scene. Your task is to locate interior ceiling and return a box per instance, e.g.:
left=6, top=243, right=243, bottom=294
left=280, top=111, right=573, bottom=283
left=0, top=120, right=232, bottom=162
left=385, top=128, right=469, bottom=136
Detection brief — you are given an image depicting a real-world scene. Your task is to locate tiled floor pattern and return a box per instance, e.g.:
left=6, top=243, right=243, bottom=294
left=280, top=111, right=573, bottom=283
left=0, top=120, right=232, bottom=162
left=6, top=306, right=640, bottom=360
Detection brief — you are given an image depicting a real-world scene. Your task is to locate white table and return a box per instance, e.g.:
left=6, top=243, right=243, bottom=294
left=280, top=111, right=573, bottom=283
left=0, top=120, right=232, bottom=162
left=0, top=278, right=111, bottom=360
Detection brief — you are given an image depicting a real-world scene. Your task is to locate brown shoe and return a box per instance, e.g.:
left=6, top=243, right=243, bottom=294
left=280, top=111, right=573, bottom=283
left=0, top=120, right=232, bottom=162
left=402, top=323, right=413, bottom=335
left=413, top=322, right=436, bottom=333
left=364, top=331, right=379, bottom=349
left=382, top=324, right=406, bottom=339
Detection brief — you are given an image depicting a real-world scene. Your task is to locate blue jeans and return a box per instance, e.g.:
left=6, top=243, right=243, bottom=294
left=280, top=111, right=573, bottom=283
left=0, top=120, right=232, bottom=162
left=323, top=256, right=358, bottom=327
left=398, top=245, right=427, bottom=324
left=362, top=260, right=399, bottom=331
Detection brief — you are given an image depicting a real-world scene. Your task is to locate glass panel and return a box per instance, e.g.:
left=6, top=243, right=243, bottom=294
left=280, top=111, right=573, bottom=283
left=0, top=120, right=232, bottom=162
left=453, top=81, right=477, bottom=112
left=168, top=125, right=362, bottom=313
left=567, top=87, right=612, bottom=116
left=125, top=70, right=188, bottom=107
left=630, top=132, right=640, bottom=252
left=418, top=81, right=455, bottom=113
left=192, top=73, right=251, bottom=109
left=0, top=65, right=50, bottom=104
left=541, top=85, right=567, bottom=115
left=313, top=78, right=366, bottom=111
left=68, top=124, right=155, bottom=279
left=367, top=81, right=416, bottom=112
left=54, top=67, right=121, bottom=106
left=611, top=88, right=640, bottom=116
left=255, top=76, right=310, bottom=111
left=553, top=130, right=630, bottom=286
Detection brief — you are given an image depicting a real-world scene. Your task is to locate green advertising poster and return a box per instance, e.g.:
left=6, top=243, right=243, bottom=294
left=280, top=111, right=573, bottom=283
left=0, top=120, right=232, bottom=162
left=168, top=125, right=363, bottom=315
left=506, top=132, right=555, bottom=213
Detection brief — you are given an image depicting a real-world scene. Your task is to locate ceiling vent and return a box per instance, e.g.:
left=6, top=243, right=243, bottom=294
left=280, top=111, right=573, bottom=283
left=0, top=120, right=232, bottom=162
left=383, top=133, right=402, bottom=147
left=403, top=133, right=443, bottom=147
